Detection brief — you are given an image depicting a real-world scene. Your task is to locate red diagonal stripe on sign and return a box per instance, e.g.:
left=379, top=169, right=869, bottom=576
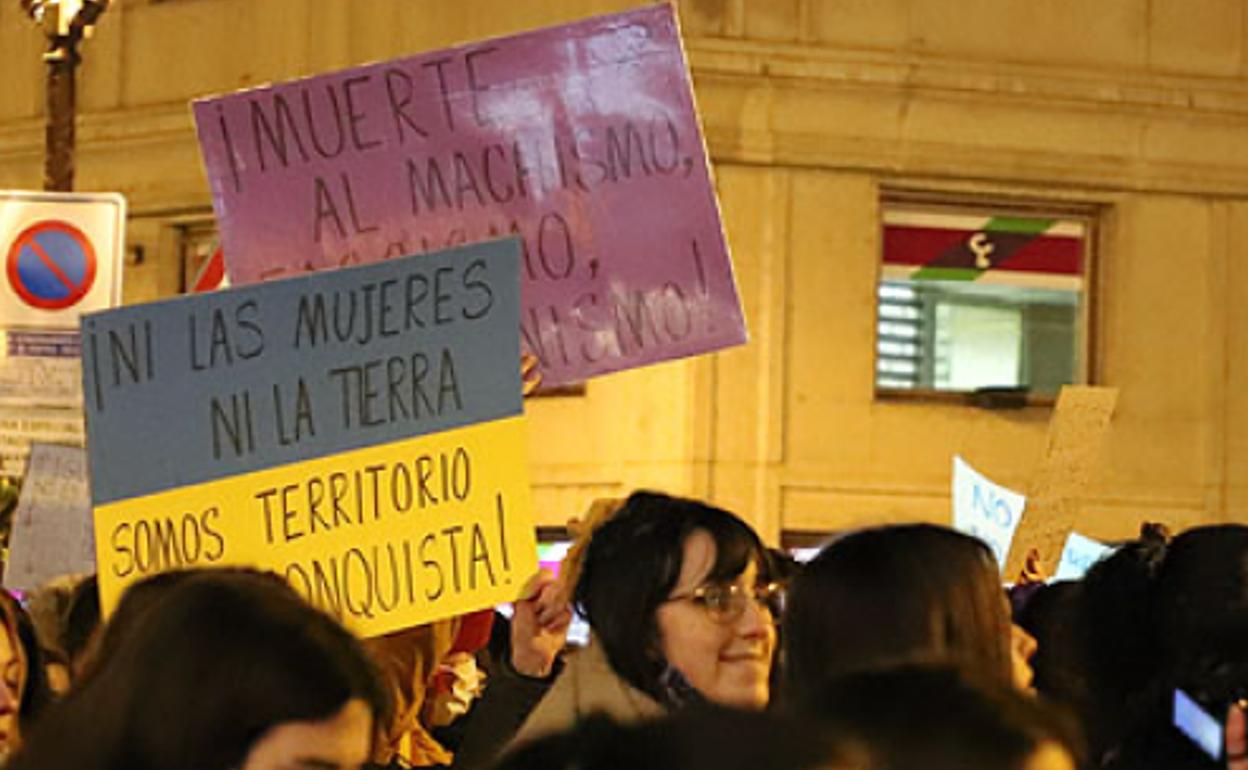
left=886, top=226, right=1082, bottom=275
left=192, top=247, right=226, bottom=293
left=998, top=235, right=1082, bottom=275
left=28, top=238, right=77, bottom=292
left=882, top=226, right=970, bottom=266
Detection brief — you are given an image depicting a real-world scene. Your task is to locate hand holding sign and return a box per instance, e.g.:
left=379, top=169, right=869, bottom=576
left=510, top=569, right=572, bottom=678
left=1005, top=386, right=1119, bottom=578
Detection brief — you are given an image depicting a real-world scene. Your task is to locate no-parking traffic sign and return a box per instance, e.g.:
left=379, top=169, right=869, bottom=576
left=1, top=191, right=124, bottom=330
left=0, top=192, right=125, bottom=464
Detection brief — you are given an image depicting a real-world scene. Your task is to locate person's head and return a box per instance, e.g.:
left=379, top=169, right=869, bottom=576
left=1075, top=526, right=1170, bottom=764
left=1014, top=580, right=1088, bottom=707
left=0, top=591, right=52, bottom=760
left=496, top=709, right=862, bottom=770
left=574, top=491, right=779, bottom=709
left=24, top=575, right=81, bottom=694
left=1118, top=525, right=1248, bottom=770
left=63, top=574, right=101, bottom=681
left=809, top=666, right=1081, bottom=770
left=70, top=569, right=194, bottom=683
left=10, top=568, right=390, bottom=770
left=1072, top=523, right=1248, bottom=770
left=1153, top=525, right=1248, bottom=681
left=782, top=524, right=1014, bottom=707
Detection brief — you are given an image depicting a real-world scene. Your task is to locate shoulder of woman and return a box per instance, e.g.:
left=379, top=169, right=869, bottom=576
left=510, top=641, right=661, bottom=746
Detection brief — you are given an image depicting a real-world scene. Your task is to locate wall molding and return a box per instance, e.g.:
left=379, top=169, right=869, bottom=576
left=4, top=38, right=1248, bottom=196
left=686, top=37, right=1248, bottom=119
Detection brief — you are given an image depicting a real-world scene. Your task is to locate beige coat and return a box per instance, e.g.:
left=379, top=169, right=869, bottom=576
left=510, top=637, right=665, bottom=746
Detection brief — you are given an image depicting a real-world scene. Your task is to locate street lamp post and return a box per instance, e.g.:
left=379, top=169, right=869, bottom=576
left=20, top=0, right=110, bottom=192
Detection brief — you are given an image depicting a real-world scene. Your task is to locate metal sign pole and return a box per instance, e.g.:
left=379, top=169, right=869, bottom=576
left=20, top=0, right=110, bottom=192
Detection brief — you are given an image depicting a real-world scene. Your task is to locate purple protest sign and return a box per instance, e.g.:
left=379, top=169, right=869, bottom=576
left=193, top=4, right=746, bottom=387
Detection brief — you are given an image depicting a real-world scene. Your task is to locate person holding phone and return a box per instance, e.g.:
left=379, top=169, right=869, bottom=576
left=1105, top=526, right=1248, bottom=770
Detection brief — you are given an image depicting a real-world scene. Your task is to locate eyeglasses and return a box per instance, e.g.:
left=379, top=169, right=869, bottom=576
left=665, top=581, right=786, bottom=624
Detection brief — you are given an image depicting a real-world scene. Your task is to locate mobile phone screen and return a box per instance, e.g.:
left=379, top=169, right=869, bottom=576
left=1175, top=688, right=1224, bottom=760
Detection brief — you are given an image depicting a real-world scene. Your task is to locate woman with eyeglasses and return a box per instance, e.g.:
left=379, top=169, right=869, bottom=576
left=509, top=491, right=782, bottom=747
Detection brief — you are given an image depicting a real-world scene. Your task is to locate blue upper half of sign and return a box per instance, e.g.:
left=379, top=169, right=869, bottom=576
left=82, top=239, right=522, bottom=505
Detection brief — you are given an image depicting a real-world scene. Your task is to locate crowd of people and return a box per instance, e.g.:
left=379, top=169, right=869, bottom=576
left=0, top=491, right=1242, bottom=770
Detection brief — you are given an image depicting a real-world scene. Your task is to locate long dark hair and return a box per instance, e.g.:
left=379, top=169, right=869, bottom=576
left=9, top=569, right=391, bottom=770
left=782, top=524, right=1013, bottom=707
left=574, top=491, right=771, bottom=704
left=1075, top=525, right=1169, bottom=765
left=0, top=590, right=54, bottom=743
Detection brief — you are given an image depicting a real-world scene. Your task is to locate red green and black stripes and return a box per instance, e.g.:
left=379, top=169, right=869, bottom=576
left=883, top=212, right=1084, bottom=284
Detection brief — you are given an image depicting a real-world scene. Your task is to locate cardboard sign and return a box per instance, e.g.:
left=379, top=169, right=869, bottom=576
left=193, top=4, right=746, bottom=387
left=3, top=443, right=94, bottom=591
left=1053, top=531, right=1115, bottom=582
left=1005, top=386, right=1119, bottom=578
left=83, top=240, right=537, bottom=636
left=0, top=407, right=84, bottom=478
left=951, top=456, right=1026, bottom=570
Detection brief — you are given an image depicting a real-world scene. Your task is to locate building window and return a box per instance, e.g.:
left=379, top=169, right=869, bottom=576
left=876, top=200, right=1094, bottom=401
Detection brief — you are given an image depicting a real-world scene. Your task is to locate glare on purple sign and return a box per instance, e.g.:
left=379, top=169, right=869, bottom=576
left=194, top=4, right=747, bottom=387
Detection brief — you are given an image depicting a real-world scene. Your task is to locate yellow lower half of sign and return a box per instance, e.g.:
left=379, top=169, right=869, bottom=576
left=94, top=415, right=537, bottom=638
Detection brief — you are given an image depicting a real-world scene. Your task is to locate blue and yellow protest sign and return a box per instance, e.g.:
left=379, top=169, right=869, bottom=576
left=83, top=239, right=537, bottom=636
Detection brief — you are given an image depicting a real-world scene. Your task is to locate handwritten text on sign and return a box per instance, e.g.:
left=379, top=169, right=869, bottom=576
left=952, top=456, right=1027, bottom=571
left=193, top=5, right=746, bottom=387
left=82, top=240, right=537, bottom=636
left=1053, top=532, right=1115, bottom=582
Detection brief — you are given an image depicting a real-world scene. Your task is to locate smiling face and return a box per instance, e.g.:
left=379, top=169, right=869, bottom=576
left=654, top=530, right=776, bottom=709
left=241, top=698, right=373, bottom=770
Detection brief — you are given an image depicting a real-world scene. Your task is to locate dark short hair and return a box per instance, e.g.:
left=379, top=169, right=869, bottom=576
left=10, top=569, right=391, bottom=770
left=574, top=491, right=770, bottom=703
left=1014, top=580, right=1088, bottom=710
left=1154, top=525, right=1248, bottom=675
left=62, top=574, right=101, bottom=673
left=1075, top=526, right=1169, bottom=763
left=782, top=524, right=1013, bottom=707
left=496, top=709, right=858, bottom=770
left=808, top=665, right=1081, bottom=770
